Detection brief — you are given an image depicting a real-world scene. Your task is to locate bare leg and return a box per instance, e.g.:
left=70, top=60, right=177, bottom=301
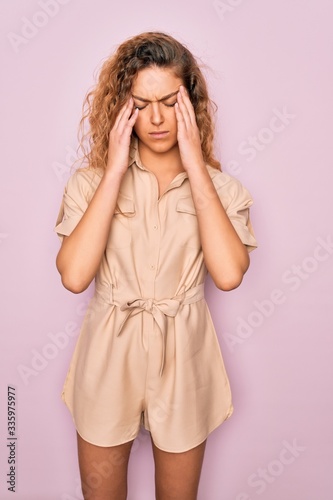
left=152, top=437, right=207, bottom=500
left=77, top=432, right=134, bottom=500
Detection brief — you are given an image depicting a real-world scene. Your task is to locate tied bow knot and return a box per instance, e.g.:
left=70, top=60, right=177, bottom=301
left=118, top=297, right=182, bottom=376
left=120, top=297, right=181, bottom=317
left=101, top=284, right=205, bottom=377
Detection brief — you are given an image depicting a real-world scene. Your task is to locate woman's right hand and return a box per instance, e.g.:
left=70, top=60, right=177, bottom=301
left=56, top=99, right=139, bottom=294
left=106, top=98, right=139, bottom=176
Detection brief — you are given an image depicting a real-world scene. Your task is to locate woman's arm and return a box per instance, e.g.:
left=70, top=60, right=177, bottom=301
left=56, top=99, right=139, bottom=293
left=187, top=166, right=249, bottom=290
left=175, top=86, right=249, bottom=291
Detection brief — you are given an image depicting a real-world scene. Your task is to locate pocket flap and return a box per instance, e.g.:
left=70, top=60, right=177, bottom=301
left=114, top=193, right=135, bottom=215
left=176, top=196, right=197, bottom=215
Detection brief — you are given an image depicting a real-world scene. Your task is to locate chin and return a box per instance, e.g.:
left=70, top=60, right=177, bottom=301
left=148, top=138, right=178, bottom=153
left=151, top=144, right=175, bottom=154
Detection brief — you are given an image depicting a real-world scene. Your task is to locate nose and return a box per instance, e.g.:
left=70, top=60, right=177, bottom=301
left=150, top=102, right=164, bottom=126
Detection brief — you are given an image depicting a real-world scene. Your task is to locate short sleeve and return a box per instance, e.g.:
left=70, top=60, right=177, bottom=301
left=54, top=168, right=102, bottom=242
left=212, top=171, right=258, bottom=253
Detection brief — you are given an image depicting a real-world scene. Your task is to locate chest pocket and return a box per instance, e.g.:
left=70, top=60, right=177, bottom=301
left=107, top=193, right=136, bottom=249
left=176, top=196, right=201, bottom=249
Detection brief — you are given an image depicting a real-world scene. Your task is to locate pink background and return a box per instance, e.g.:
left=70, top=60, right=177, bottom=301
left=1, top=1, right=333, bottom=498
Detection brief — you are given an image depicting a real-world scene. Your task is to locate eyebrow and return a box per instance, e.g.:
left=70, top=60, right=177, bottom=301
left=131, top=90, right=179, bottom=103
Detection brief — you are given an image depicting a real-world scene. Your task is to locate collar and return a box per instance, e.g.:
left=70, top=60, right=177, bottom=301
left=128, top=136, right=146, bottom=171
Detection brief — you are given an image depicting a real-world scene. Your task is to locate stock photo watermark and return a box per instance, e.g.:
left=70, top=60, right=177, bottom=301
left=0, top=233, right=9, bottom=244
left=223, top=235, right=333, bottom=352
left=7, top=0, right=73, bottom=53
left=17, top=320, right=78, bottom=385
left=60, top=400, right=178, bottom=499
left=60, top=434, right=149, bottom=500
left=225, top=106, right=296, bottom=176
left=52, top=145, right=79, bottom=182
left=213, top=0, right=246, bottom=21
left=64, top=447, right=127, bottom=500
left=16, top=297, right=91, bottom=385
left=61, top=433, right=151, bottom=499
left=6, top=386, right=17, bottom=493
left=234, top=438, right=306, bottom=499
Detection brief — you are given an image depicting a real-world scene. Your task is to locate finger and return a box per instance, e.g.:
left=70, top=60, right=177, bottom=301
left=114, top=98, right=133, bottom=130
left=112, top=101, right=129, bottom=132
left=117, top=99, right=137, bottom=135
left=180, top=86, right=196, bottom=124
left=127, top=106, right=139, bottom=128
left=118, top=105, right=139, bottom=140
left=179, top=86, right=196, bottom=126
left=174, top=101, right=186, bottom=129
left=177, top=88, right=192, bottom=129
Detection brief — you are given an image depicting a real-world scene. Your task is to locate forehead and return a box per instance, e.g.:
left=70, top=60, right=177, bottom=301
left=131, top=66, right=183, bottom=99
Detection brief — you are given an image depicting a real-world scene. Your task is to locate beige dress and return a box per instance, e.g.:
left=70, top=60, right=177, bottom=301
left=55, top=139, right=257, bottom=452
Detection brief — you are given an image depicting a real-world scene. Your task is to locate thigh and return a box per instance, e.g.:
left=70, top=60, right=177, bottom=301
left=77, top=432, right=134, bottom=500
left=151, top=437, right=207, bottom=500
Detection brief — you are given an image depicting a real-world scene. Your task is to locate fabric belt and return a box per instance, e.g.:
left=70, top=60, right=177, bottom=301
left=95, top=282, right=205, bottom=376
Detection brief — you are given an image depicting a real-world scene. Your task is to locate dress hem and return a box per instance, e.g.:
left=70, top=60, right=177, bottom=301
left=63, top=395, right=234, bottom=453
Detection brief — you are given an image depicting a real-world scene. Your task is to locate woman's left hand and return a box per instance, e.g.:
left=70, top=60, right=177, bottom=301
left=175, top=86, right=206, bottom=172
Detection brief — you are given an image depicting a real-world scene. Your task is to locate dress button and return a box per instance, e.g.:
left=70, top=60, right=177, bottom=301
left=153, top=225, right=158, bottom=230
left=150, top=264, right=155, bottom=270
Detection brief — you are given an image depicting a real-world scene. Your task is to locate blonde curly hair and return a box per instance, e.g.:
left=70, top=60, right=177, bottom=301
left=78, top=31, right=221, bottom=171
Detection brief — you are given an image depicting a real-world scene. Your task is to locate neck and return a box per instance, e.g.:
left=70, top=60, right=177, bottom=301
left=138, top=141, right=185, bottom=176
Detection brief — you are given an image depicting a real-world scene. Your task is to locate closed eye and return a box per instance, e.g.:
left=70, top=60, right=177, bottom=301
left=134, top=100, right=177, bottom=110
left=134, top=104, right=148, bottom=110
left=163, top=101, right=177, bottom=107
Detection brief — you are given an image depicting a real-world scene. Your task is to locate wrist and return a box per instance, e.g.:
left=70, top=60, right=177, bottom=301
left=102, top=167, right=125, bottom=187
left=186, top=161, right=208, bottom=178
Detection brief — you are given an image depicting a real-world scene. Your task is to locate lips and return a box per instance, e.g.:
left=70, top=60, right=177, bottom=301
left=148, top=131, right=169, bottom=139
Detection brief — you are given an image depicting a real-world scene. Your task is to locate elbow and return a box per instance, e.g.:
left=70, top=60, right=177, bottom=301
left=60, top=273, right=90, bottom=294
left=214, top=272, right=244, bottom=291
left=56, top=252, right=91, bottom=294
left=212, top=251, right=250, bottom=291
left=213, top=261, right=249, bottom=291
left=56, top=262, right=90, bottom=294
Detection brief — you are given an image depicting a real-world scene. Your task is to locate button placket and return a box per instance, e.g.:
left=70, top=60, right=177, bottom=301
left=147, top=172, right=161, bottom=276
left=146, top=169, right=188, bottom=277
left=150, top=217, right=160, bottom=273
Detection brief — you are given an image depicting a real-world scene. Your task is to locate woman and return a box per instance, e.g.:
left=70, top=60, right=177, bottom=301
left=55, top=31, right=257, bottom=500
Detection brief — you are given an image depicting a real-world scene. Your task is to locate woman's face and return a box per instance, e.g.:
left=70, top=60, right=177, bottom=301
left=131, top=66, right=183, bottom=156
